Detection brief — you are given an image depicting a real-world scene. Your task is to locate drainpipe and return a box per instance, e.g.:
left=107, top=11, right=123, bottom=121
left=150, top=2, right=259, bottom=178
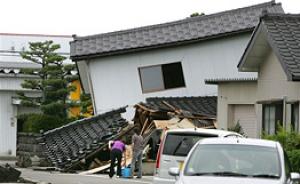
left=283, top=96, right=287, bottom=130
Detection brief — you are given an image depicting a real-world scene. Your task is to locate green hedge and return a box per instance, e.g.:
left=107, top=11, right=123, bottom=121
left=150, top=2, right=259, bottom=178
left=263, top=127, right=300, bottom=172
left=20, top=113, right=66, bottom=133
left=287, top=150, right=300, bottom=172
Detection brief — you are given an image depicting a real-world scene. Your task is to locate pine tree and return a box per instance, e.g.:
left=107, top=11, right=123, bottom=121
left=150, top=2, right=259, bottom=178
left=18, top=40, right=78, bottom=132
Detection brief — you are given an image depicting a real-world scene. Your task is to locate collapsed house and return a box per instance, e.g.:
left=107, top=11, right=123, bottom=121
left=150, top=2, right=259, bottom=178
left=39, top=107, right=132, bottom=171
left=133, top=96, right=217, bottom=159
left=17, top=96, right=217, bottom=174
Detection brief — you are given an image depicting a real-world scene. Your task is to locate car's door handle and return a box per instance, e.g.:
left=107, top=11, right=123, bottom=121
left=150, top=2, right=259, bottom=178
left=163, top=159, right=171, bottom=162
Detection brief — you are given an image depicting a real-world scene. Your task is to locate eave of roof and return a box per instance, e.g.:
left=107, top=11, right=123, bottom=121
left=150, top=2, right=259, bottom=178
left=205, top=78, right=258, bottom=85
left=0, top=32, right=72, bottom=38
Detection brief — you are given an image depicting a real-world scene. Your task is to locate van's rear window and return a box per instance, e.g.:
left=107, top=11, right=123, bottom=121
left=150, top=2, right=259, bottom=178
left=162, top=133, right=217, bottom=156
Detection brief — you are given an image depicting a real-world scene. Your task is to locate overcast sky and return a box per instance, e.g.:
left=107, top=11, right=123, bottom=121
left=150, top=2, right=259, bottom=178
left=1, top=0, right=299, bottom=36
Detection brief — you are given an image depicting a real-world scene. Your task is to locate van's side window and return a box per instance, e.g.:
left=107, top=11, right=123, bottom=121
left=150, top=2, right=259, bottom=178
left=162, top=133, right=217, bottom=156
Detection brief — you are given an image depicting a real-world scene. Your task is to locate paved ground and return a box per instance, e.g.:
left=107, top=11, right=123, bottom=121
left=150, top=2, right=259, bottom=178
left=19, top=168, right=153, bottom=184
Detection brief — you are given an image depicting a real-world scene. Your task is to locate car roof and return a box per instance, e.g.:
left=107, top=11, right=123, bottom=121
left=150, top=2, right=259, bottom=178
left=197, top=137, right=278, bottom=148
left=165, top=128, right=242, bottom=137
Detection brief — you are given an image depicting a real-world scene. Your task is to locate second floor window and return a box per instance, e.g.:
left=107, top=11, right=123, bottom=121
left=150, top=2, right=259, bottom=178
left=139, top=62, right=185, bottom=93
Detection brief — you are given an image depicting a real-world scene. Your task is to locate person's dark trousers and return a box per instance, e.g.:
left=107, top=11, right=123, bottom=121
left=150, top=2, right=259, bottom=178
left=109, top=149, right=122, bottom=178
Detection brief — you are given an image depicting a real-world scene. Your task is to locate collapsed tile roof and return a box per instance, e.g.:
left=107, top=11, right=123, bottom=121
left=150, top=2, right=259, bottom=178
left=41, top=107, right=128, bottom=169
left=70, top=1, right=283, bottom=60
left=143, top=96, right=217, bottom=118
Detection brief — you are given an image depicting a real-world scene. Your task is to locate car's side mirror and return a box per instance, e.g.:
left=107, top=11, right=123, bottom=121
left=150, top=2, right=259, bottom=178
left=169, top=167, right=180, bottom=176
left=291, top=172, right=300, bottom=181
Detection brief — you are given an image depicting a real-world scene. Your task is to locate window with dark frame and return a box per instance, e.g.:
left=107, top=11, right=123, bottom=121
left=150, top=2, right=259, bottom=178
left=139, top=62, right=185, bottom=93
left=262, top=103, right=283, bottom=135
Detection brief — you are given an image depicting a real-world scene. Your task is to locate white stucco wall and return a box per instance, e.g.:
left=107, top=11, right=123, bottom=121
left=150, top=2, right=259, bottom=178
left=0, top=91, right=17, bottom=156
left=84, top=33, right=256, bottom=114
left=0, top=76, right=30, bottom=91
left=0, top=75, right=40, bottom=157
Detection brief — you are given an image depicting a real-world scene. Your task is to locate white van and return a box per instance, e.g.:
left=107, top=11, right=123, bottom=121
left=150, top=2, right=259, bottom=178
left=153, top=128, right=242, bottom=184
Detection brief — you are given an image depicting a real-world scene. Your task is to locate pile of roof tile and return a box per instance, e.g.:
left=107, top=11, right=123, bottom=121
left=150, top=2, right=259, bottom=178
left=134, top=96, right=218, bottom=132
left=133, top=96, right=217, bottom=159
left=40, top=107, right=128, bottom=169
left=145, top=96, right=217, bottom=118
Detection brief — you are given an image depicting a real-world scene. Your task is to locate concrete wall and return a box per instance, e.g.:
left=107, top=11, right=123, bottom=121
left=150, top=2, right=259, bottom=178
left=84, top=33, right=256, bottom=114
left=17, top=133, right=48, bottom=167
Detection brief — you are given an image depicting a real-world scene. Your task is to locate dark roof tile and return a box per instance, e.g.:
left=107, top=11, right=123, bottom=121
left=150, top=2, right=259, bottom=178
left=142, top=96, right=217, bottom=118
left=261, top=14, right=300, bottom=80
left=70, top=1, right=283, bottom=60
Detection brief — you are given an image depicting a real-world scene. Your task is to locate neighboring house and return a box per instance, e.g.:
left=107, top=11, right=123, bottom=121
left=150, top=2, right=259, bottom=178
left=206, top=13, right=300, bottom=138
left=70, top=1, right=283, bottom=117
left=0, top=33, right=72, bottom=157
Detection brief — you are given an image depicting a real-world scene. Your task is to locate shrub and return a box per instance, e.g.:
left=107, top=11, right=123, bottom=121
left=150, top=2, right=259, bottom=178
left=263, top=126, right=300, bottom=172
left=21, top=113, right=66, bottom=133
left=228, top=121, right=245, bottom=136
left=287, top=150, right=300, bottom=172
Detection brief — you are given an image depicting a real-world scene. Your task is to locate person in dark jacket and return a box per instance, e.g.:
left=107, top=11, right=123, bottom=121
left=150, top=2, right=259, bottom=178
left=109, top=139, right=126, bottom=178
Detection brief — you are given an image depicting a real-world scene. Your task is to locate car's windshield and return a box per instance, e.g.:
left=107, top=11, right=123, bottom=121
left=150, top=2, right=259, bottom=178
left=184, top=144, right=281, bottom=179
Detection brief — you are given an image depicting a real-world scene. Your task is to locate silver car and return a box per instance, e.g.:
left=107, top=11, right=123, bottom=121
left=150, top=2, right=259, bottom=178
left=169, top=137, right=300, bottom=184
left=153, top=128, right=242, bottom=184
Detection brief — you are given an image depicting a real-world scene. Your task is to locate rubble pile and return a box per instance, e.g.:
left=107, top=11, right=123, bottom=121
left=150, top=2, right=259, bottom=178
left=133, top=96, right=217, bottom=159
left=135, top=96, right=217, bottom=133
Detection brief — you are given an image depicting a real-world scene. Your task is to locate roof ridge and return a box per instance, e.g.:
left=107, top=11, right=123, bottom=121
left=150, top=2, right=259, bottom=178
left=74, top=1, right=278, bottom=41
